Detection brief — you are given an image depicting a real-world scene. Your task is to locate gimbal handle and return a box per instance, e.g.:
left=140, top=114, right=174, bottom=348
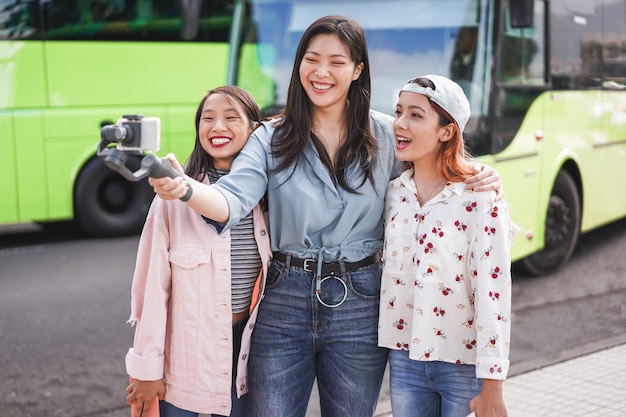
left=97, top=144, right=192, bottom=201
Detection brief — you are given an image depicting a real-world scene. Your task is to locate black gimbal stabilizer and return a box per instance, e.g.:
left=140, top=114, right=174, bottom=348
left=96, top=115, right=192, bottom=201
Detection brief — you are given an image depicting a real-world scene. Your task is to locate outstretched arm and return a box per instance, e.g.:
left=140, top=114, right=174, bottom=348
left=147, top=154, right=230, bottom=223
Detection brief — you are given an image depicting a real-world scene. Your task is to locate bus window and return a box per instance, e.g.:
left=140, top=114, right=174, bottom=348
left=244, top=0, right=488, bottom=119
left=549, top=0, right=625, bottom=90
left=40, top=0, right=233, bottom=42
left=43, top=0, right=83, bottom=29
left=0, top=0, right=41, bottom=39
left=450, top=26, right=478, bottom=83
left=498, top=1, right=545, bottom=85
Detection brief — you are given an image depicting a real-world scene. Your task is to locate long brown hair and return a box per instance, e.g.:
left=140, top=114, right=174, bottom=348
left=404, top=77, right=474, bottom=182
left=185, top=85, right=263, bottom=181
left=270, top=15, right=377, bottom=193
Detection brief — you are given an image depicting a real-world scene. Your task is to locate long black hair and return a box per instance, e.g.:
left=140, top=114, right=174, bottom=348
left=270, top=15, right=377, bottom=193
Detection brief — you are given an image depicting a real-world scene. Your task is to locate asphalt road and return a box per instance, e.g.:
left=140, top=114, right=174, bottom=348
left=0, top=218, right=625, bottom=417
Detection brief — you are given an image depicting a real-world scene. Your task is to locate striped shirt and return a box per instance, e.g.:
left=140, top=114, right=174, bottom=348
left=207, top=168, right=263, bottom=314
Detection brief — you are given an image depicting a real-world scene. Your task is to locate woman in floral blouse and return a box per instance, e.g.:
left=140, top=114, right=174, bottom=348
left=379, top=75, right=512, bottom=417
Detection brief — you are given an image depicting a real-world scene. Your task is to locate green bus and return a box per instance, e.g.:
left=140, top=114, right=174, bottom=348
left=0, top=0, right=273, bottom=237
left=2, top=0, right=625, bottom=275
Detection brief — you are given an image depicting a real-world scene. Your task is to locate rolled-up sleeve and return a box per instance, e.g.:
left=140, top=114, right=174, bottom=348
left=125, top=199, right=171, bottom=381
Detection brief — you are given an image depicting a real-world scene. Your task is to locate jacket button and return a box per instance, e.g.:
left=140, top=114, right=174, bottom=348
left=261, top=229, right=267, bottom=236
left=241, top=354, right=247, bottom=360
left=240, top=384, right=246, bottom=390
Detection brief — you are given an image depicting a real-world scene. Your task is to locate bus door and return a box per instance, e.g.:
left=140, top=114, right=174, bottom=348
left=488, top=0, right=549, bottom=259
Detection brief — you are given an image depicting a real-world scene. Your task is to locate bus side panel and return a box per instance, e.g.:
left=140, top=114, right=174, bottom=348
left=542, top=89, right=626, bottom=233
left=37, top=41, right=229, bottom=223
left=493, top=88, right=626, bottom=263
left=0, top=113, right=18, bottom=222
left=14, top=112, right=48, bottom=221
left=43, top=109, right=102, bottom=220
left=43, top=42, right=229, bottom=107
left=600, top=90, right=626, bottom=224
left=0, top=41, right=47, bottom=223
left=0, top=42, right=47, bottom=109
left=578, top=89, right=626, bottom=230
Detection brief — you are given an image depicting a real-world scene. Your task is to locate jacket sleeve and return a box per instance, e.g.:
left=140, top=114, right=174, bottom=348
left=125, top=198, right=171, bottom=381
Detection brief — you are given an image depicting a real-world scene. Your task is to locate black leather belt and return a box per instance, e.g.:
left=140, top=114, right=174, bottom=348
left=272, top=251, right=380, bottom=275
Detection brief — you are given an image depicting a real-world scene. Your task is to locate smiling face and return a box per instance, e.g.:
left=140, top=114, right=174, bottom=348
left=198, top=93, right=254, bottom=170
left=393, top=91, right=453, bottom=166
left=298, top=33, right=363, bottom=113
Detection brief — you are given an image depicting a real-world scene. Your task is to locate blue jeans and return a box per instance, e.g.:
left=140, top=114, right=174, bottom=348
left=159, top=315, right=250, bottom=417
left=248, top=258, right=388, bottom=417
left=159, top=401, right=197, bottom=417
left=388, top=350, right=482, bottom=417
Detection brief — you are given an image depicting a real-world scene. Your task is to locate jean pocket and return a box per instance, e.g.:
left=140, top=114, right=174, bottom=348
left=265, top=260, right=286, bottom=289
left=347, top=262, right=382, bottom=299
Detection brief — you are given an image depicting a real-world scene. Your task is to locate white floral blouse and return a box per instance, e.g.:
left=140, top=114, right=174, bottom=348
left=378, top=169, right=512, bottom=380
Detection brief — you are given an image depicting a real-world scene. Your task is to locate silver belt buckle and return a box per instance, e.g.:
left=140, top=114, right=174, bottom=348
left=303, top=259, right=314, bottom=272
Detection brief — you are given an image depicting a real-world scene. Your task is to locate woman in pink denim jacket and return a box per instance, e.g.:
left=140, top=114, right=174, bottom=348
left=124, top=86, right=272, bottom=417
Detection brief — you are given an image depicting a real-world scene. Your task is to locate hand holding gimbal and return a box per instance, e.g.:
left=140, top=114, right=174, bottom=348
left=97, top=115, right=192, bottom=201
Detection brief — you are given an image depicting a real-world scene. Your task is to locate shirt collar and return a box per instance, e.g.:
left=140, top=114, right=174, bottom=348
left=443, top=181, right=466, bottom=198
left=399, top=168, right=466, bottom=201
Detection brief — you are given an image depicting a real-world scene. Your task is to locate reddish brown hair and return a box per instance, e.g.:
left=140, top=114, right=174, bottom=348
left=403, top=77, right=474, bottom=182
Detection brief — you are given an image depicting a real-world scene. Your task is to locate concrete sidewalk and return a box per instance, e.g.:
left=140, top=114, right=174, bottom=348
left=370, top=343, right=626, bottom=417
left=500, top=343, right=625, bottom=417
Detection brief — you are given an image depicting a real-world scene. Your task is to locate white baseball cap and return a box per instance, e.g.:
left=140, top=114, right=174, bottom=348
left=400, top=74, right=471, bottom=131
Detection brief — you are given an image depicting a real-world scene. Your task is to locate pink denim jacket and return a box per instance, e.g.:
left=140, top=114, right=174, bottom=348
left=125, top=191, right=271, bottom=415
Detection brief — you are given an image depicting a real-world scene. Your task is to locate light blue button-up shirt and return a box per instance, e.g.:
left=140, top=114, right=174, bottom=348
left=213, top=110, right=401, bottom=263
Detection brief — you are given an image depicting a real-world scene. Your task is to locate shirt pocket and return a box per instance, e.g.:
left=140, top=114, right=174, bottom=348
left=383, top=212, right=416, bottom=271
left=169, top=247, right=219, bottom=302
left=435, top=224, right=473, bottom=290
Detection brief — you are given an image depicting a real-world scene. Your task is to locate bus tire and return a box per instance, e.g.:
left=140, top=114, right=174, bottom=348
left=74, top=157, right=154, bottom=237
left=522, top=170, right=581, bottom=276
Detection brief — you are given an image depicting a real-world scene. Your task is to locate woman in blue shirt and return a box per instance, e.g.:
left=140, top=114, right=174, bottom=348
left=148, top=15, right=501, bottom=417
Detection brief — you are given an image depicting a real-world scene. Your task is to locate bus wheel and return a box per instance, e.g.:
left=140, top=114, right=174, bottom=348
left=74, top=157, right=154, bottom=237
left=522, top=170, right=581, bottom=275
